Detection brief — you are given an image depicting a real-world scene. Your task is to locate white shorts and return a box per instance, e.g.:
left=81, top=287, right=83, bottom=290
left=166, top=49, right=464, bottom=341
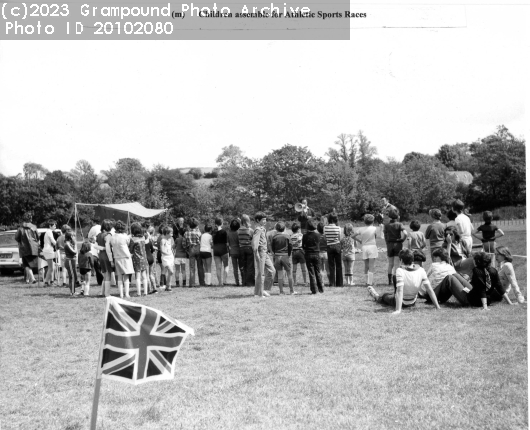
left=174, top=258, right=187, bottom=265
left=362, top=245, right=378, bottom=260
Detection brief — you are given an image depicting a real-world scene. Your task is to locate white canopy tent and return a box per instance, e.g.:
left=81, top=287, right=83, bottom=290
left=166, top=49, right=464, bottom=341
left=74, top=202, right=167, bottom=239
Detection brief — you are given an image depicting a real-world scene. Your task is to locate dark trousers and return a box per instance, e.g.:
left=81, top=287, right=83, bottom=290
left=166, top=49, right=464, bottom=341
left=240, top=246, right=255, bottom=286
left=305, top=252, right=323, bottom=293
left=91, top=255, right=104, bottom=286
left=231, top=255, right=244, bottom=285
left=64, top=258, right=78, bottom=294
left=327, top=243, right=343, bottom=286
left=433, top=274, right=470, bottom=306
left=188, top=245, right=205, bottom=286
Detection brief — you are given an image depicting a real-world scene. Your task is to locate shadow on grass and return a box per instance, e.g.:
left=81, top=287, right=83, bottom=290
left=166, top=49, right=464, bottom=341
left=24, top=292, right=111, bottom=299
left=205, top=294, right=254, bottom=300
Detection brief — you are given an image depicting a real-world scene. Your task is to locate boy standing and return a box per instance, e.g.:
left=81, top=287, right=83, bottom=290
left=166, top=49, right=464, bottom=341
left=453, top=199, right=473, bottom=250
left=271, top=222, right=295, bottom=295
left=252, top=212, right=275, bottom=297
left=183, top=217, right=205, bottom=287
left=290, top=222, right=308, bottom=287
left=238, top=215, right=255, bottom=287
left=425, top=209, right=446, bottom=257
left=302, top=219, right=323, bottom=294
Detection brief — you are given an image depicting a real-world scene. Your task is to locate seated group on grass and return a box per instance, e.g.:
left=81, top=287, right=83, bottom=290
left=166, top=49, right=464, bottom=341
left=367, top=245, right=524, bottom=313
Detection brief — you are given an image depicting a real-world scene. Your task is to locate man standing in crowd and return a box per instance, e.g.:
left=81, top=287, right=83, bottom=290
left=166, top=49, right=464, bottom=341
left=15, top=212, right=40, bottom=284
left=453, top=199, right=473, bottom=250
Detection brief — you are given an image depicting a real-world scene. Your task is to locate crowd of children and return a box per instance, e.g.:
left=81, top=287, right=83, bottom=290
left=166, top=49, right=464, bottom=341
left=16, top=197, right=525, bottom=311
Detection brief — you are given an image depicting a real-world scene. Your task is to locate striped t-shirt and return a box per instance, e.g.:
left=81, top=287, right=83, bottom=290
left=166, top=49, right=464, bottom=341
left=324, top=225, right=341, bottom=245
left=237, top=227, right=254, bottom=247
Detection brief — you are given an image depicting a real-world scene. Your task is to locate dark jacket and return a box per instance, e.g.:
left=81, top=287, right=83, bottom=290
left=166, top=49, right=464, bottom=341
left=468, top=267, right=505, bottom=306
left=14, top=222, right=39, bottom=257
left=271, top=233, right=292, bottom=256
left=302, top=231, right=320, bottom=253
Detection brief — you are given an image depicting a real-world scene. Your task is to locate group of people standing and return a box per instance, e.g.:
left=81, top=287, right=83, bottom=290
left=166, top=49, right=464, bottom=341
left=13, top=197, right=525, bottom=311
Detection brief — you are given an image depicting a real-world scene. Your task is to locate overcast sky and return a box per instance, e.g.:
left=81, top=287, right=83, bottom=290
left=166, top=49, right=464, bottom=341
left=0, top=4, right=528, bottom=177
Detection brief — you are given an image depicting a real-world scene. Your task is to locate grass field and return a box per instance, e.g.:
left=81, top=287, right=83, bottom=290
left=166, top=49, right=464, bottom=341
left=0, top=225, right=527, bottom=429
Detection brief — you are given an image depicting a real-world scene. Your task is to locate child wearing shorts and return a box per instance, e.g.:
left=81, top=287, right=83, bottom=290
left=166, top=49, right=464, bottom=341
left=383, top=208, right=408, bottom=290
left=317, top=222, right=330, bottom=285
left=289, top=222, right=308, bottom=287
left=473, top=211, right=504, bottom=266
left=200, top=224, right=214, bottom=286
left=160, top=226, right=175, bottom=291
left=77, top=240, right=93, bottom=296
left=173, top=227, right=188, bottom=287
left=340, top=223, right=357, bottom=286
left=407, top=220, right=426, bottom=266
left=357, top=214, right=378, bottom=287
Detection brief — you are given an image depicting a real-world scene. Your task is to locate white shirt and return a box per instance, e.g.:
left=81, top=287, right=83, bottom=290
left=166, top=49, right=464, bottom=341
left=43, top=229, right=56, bottom=253
left=88, top=225, right=101, bottom=240
left=396, top=266, right=430, bottom=305
left=357, top=226, right=377, bottom=247
left=455, top=214, right=472, bottom=239
left=200, top=233, right=213, bottom=253
left=426, top=262, right=456, bottom=293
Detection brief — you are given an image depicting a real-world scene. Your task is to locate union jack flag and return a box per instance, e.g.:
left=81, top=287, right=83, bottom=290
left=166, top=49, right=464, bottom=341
left=97, top=297, right=194, bottom=385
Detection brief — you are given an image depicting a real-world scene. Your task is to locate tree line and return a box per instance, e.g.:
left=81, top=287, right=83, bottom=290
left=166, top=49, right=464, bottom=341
left=0, top=125, right=525, bottom=229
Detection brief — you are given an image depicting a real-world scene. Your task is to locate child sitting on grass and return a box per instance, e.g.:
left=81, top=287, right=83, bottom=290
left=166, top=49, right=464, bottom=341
left=77, top=240, right=93, bottom=296
left=495, top=246, right=525, bottom=304
left=367, top=249, right=440, bottom=314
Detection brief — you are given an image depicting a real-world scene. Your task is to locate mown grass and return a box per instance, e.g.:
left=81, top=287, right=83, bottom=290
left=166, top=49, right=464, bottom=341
left=0, top=225, right=527, bottom=430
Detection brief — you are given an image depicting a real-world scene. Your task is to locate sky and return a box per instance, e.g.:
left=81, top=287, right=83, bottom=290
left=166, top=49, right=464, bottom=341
left=0, top=3, right=528, bottom=177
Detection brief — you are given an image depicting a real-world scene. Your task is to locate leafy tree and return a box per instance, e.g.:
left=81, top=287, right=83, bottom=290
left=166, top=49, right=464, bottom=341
left=326, top=133, right=356, bottom=168
left=213, top=146, right=263, bottom=215
left=103, top=158, right=148, bottom=203
left=148, top=165, right=195, bottom=215
left=70, top=159, right=102, bottom=204
left=467, top=125, right=525, bottom=209
left=187, top=168, right=203, bottom=180
left=403, top=151, right=431, bottom=164
left=435, top=143, right=473, bottom=172
left=23, top=162, right=49, bottom=181
left=260, top=144, right=324, bottom=215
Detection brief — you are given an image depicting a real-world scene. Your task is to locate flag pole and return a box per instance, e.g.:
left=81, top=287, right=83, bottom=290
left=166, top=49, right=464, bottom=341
left=90, top=297, right=111, bottom=430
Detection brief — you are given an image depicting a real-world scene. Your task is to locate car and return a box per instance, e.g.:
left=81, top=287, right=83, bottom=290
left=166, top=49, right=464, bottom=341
left=0, top=228, right=47, bottom=275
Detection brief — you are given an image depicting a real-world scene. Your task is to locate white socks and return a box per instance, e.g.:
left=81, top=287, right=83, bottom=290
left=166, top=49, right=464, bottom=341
left=124, top=279, right=130, bottom=297
left=111, top=272, right=117, bottom=286
left=205, top=273, right=211, bottom=286
left=367, top=272, right=374, bottom=286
